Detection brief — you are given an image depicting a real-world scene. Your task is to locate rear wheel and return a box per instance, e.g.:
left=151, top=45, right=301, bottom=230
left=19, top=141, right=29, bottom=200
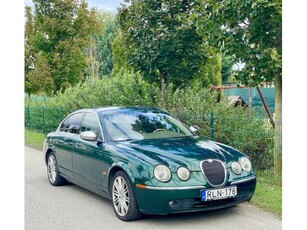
left=47, top=153, right=66, bottom=186
left=111, top=171, right=142, bottom=221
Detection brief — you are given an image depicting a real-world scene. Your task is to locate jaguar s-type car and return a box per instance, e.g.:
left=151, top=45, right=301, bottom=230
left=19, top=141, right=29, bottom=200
left=43, top=107, right=256, bottom=221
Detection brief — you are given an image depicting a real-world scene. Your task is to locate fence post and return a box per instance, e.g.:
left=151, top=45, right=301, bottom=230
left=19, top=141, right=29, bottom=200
left=27, top=105, right=30, bottom=129
left=210, top=112, right=214, bottom=141
left=42, top=107, right=45, bottom=133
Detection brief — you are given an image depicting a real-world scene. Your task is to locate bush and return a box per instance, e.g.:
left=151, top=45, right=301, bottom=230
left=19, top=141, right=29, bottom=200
left=25, top=70, right=274, bottom=169
left=155, top=84, right=274, bottom=169
left=39, top=69, right=156, bottom=111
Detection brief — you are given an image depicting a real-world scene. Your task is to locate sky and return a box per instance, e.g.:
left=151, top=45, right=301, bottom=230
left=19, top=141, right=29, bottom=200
left=24, top=0, right=125, bottom=12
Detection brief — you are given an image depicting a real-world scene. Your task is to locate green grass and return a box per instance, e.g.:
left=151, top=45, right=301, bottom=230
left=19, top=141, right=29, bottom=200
left=24, top=130, right=282, bottom=217
left=25, top=129, right=46, bottom=150
left=251, top=170, right=282, bottom=217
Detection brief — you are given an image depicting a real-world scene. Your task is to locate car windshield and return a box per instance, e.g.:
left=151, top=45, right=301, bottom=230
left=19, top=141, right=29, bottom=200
left=101, top=111, right=193, bottom=142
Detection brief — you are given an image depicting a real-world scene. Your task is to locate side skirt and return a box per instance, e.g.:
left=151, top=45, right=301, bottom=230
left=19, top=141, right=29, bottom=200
left=60, top=173, right=111, bottom=200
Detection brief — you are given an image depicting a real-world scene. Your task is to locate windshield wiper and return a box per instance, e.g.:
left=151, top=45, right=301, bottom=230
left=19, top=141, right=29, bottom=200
left=114, top=138, right=137, bottom=142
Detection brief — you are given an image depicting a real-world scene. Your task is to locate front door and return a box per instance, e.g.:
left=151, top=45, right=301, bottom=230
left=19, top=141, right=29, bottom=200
left=73, top=112, right=107, bottom=191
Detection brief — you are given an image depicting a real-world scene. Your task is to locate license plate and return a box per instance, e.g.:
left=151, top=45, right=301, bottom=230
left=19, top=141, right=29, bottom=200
left=201, top=186, right=237, bottom=201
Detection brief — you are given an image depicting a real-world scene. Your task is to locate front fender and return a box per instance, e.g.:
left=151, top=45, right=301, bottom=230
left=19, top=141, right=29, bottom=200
left=107, top=161, right=155, bottom=191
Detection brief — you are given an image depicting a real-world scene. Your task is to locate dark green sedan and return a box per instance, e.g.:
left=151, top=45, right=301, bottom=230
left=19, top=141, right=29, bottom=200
left=43, top=107, right=256, bottom=221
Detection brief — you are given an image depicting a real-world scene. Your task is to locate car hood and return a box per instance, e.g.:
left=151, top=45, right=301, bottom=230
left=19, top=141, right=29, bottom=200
left=115, top=137, right=243, bottom=172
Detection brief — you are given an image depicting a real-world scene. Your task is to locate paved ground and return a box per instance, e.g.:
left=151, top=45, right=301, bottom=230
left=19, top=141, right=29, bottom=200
left=25, top=146, right=282, bottom=230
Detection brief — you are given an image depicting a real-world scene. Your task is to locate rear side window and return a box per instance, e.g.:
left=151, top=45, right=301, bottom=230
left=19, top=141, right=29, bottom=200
left=60, top=113, right=83, bottom=134
left=80, top=113, right=101, bottom=137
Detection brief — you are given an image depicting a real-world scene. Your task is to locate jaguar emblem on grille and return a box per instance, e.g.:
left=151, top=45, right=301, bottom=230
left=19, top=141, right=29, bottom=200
left=208, top=159, right=213, bottom=163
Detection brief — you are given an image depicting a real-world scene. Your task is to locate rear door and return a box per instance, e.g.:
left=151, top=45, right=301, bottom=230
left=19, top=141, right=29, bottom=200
left=54, top=112, right=84, bottom=178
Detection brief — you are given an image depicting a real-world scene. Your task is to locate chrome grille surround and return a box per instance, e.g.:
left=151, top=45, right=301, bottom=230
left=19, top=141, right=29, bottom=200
left=200, top=159, right=227, bottom=187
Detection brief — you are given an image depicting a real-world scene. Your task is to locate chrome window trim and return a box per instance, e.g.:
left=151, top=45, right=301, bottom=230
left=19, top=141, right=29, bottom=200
left=199, top=159, right=227, bottom=188
left=145, top=185, right=205, bottom=190
left=230, top=175, right=256, bottom=185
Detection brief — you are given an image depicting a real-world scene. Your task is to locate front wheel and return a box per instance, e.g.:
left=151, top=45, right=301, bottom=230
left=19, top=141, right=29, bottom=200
left=47, top=153, right=66, bottom=186
left=111, top=171, right=142, bottom=221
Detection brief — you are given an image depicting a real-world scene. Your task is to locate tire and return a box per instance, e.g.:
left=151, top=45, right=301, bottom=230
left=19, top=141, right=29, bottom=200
left=111, top=171, right=142, bottom=221
left=47, top=152, right=66, bottom=186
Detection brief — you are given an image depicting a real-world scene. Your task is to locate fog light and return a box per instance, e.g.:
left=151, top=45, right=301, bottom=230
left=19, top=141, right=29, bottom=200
left=169, top=200, right=176, bottom=207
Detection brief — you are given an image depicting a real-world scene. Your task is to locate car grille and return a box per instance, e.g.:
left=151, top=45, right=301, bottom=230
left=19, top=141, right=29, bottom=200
left=200, top=159, right=226, bottom=187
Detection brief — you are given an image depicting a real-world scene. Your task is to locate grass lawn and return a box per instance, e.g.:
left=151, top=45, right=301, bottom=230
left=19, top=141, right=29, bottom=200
left=24, top=130, right=282, bottom=217
left=25, top=129, right=46, bottom=150
left=251, top=170, right=282, bottom=217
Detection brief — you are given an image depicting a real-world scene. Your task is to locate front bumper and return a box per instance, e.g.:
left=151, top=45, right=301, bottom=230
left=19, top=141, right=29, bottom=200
left=135, top=176, right=256, bottom=215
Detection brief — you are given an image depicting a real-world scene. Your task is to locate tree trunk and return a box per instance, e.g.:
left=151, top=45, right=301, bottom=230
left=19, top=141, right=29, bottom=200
left=159, top=70, right=168, bottom=90
left=274, top=74, right=282, bottom=177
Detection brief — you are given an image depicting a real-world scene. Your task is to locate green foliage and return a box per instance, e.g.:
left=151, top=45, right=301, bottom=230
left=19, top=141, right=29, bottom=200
left=25, top=52, right=54, bottom=96
left=44, top=69, right=156, bottom=111
left=26, top=69, right=273, bottom=168
left=25, top=0, right=98, bottom=94
left=112, top=29, right=132, bottom=76
left=194, top=0, right=282, bottom=85
left=221, top=55, right=236, bottom=84
left=197, top=45, right=222, bottom=87
left=96, top=11, right=117, bottom=77
left=156, top=84, right=274, bottom=169
left=118, top=0, right=212, bottom=87
left=25, top=6, right=37, bottom=96
left=193, top=0, right=281, bottom=174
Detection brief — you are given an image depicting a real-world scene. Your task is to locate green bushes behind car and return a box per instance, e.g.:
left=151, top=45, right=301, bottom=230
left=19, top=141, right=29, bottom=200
left=25, top=69, right=274, bottom=169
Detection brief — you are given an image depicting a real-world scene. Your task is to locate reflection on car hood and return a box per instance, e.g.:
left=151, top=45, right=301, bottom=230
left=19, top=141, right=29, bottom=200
left=116, top=137, right=243, bottom=172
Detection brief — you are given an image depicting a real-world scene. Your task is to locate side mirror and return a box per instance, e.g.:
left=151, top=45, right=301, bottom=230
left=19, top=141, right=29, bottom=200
left=190, top=125, right=200, bottom=133
left=80, top=131, right=97, bottom=141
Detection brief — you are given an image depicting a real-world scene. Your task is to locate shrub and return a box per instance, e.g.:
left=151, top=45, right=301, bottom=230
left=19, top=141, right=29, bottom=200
left=25, top=70, right=274, bottom=169
left=44, top=68, right=156, bottom=111
left=156, top=84, right=274, bottom=169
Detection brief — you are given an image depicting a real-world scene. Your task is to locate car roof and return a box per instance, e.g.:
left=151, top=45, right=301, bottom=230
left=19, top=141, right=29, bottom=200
left=72, top=106, right=165, bottom=115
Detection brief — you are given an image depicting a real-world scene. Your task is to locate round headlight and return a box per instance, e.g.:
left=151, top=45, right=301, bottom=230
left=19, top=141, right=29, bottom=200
left=239, top=157, right=252, bottom=173
left=231, top=162, right=242, bottom=175
left=177, top=167, right=190, bottom=181
left=154, top=165, right=171, bottom=182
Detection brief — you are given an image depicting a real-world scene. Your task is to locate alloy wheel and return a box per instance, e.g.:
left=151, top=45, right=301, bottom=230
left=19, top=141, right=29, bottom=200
left=48, top=155, right=57, bottom=183
left=112, top=176, right=130, bottom=216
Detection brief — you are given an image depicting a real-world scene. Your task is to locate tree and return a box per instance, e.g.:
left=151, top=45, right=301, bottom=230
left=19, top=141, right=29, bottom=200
left=221, top=55, right=236, bottom=84
left=118, top=0, right=211, bottom=88
left=25, top=52, right=54, bottom=96
left=25, top=0, right=97, bottom=94
left=111, top=29, right=132, bottom=76
left=96, top=11, right=117, bottom=77
left=194, top=0, right=282, bottom=175
left=25, top=6, right=37, bottom=96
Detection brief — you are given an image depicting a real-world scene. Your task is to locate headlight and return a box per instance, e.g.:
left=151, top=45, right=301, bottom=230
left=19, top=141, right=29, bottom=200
left=239, top=157, right=252, bottom=173
left=177, top=167, right=190, bottom=181
left=154, top=165, right=171, bottom=182
left=231, top=162, right=242, bottom=175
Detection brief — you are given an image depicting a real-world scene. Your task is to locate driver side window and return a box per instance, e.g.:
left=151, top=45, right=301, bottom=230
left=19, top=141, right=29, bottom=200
left=80, top=113, right=101, bottom=138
